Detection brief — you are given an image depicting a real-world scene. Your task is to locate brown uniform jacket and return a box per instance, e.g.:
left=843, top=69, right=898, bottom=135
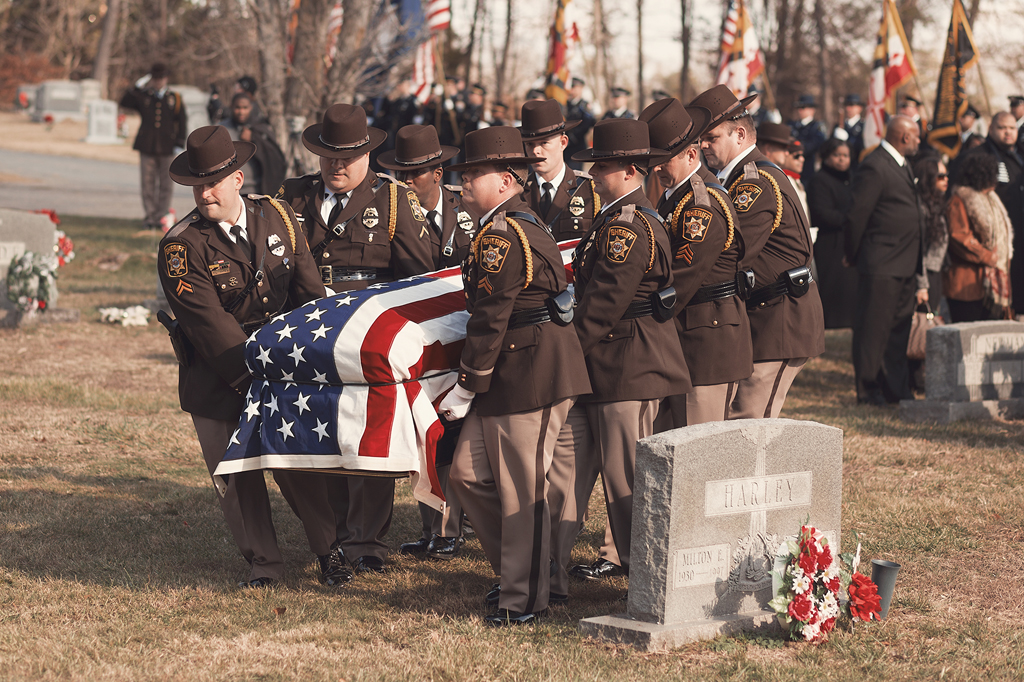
left=158, top=195, right=324, bottom=421
left=724, top=148, right=825, bottom=362
left=457, top=196, right=591, bottom=416
left=658, top=166, right=753, bottom=386
left=525, top=169, right=599, bottom=242
left=427, top=185, right=479, bottom=270
left=119, top=86, right=187, bottom=156
left=276, top=171, right=434, bottom=289
left=573, top=187, right=691, bottom=402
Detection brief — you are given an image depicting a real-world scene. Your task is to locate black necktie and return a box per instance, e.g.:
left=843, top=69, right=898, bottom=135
left=230, top=224, right=253, bottom=262
left=540, top=182, right=554, bottom=216
left=427, top=210, right=441, bottom=235
left=327, top=192, right=346, bottom=226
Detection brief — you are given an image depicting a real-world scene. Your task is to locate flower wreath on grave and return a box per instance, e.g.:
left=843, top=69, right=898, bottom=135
left=6, top=252, right=59, bottom=313
left=768, top=524, right=881, bottom=643
left=31, top=210, right=74, bottom=267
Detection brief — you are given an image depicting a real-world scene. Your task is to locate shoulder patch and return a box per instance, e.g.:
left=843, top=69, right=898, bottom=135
left=743, top=161, right=759, bottom=181
left=572, top=169, right=593, bottom=180
left=479, top=234, right=511, bottom=273
left=376, top=172, right=406, bottom=187
left=165, top=210, right=201, bottom=238
left=407, top=190, right=426, bottom=221
left=682, top=208, right=713, bottom=242
left=732, top=183, right=763, bottom=213
left=443, top=184, right=463, bottom=192
left=605, top=226, right=637, bottom=263
left=164, top=243, right=188, bottom=277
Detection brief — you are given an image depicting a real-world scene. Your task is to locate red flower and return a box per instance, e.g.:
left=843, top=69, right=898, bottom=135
left=817, top=544, right=833, bottom=572
left=826, top=576, right=841, bottom=593
left=848, top=572, right=882, bottom=621
left=38, top=300, right=46, bottom=310
left=820, top=616, right=837, bottom=634
left=798, top=550, right=817, bottom=575
left=788, top=593, right=814, bottom=622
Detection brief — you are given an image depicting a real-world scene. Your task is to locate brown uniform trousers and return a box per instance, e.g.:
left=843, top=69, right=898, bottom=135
left=159, top=196, right=336, bottom=580
left=568, top=187, right=690, bottom=573
left=654, top=166, right=752, bottom=429
left=722, top=149, right=825, bottom=419
left=449, top=197, right=591, bottom=613
left=525, top=169, right=599, bottom=242
left=277, top=170, right=434, bottom=561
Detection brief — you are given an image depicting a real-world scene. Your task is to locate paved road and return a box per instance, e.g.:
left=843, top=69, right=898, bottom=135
left=0, top=149, right=195, bottom=221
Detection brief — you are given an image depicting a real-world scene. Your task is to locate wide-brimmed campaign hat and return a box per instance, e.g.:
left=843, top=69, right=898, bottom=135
left=570, top=118, right=666, bottom=164
left=519, top=99, right=580, bottom=141
left=639, top=98, right=712, bottom=161
left=169, top=125, right=255, bottom=187
left=757, top=122, right=794, bottom=148
left=688, top=84, right=757, bottom=132
left=376, top=125, right=458, bottom=171
left=302, top=103, right=387, bottom=159
left=447, top=127, right=542, bottom=172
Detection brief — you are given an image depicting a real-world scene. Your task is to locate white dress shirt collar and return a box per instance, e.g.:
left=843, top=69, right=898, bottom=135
left=717, top=144, right=757, bottom=183
left=218, top=198, right=248, bottom=243
left=664, top=166, right=700, bottom=201
left=880, top=139, right=906, bottom=167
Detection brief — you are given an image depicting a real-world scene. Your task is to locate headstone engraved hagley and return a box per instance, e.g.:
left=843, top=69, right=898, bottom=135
left=579, top=419, right=843, bottom=651
left=901, top=321, right=1024, bottom=422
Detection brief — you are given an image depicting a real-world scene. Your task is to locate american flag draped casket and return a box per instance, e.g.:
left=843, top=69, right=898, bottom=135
left=214, top=243, right=578, bottom=511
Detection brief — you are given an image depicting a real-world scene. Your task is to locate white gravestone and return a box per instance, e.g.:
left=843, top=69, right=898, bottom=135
left=0, top=209, right=57, bottom=326
left=580, top=419, right=843, bottom=651
left=901, top=321, right=1024, bottom=422
left=32, top=80, right=84, bottom=122
left=85, top=99, right=121, bottom=144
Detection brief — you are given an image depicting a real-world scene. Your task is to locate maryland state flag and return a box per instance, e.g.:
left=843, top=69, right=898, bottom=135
left=927, top=0, right=979, bottom=158
left=863, top=0, right=917, bottom=156
left=715, top=0, right=765, bottom=98
left=544, top=0, right=579, bottom=105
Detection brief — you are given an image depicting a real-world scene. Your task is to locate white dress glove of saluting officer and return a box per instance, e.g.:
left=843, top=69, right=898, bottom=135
left=439, top=384, right=475, bottom=421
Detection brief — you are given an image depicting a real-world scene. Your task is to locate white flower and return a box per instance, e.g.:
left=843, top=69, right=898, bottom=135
left=824, top=560, right=840, bottom=581
left=819, top=592, right=840, bottom=620
left=802, top=620, right=821, bottom=641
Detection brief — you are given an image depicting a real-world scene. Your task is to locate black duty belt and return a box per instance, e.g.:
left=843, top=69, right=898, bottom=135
left=746, top=266, right=813, bottom=309
left=508, top=306, right=553, bottom=330
left=321, top=266, right=394, bottom=285
left=621, top=299, right=656, bottom=319
left=688, top=279, right=740, bottom=306
left=507, top=291, right=576, bottom=330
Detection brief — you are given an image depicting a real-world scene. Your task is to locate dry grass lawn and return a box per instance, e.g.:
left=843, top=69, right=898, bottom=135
left=1, top=215, right=1023, bottom=680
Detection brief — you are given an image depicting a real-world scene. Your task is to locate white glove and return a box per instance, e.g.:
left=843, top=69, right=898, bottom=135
left=439, top=384, right=475, bottom=421
left=135, top=74, right=152, bottom=89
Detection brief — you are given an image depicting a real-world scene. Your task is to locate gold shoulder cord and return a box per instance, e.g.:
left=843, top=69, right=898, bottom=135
left=729, top=170, right=783, bottom=234
left=669, top=192, right=693, bottom=239
left=471, top=217, right=534, bottom=289
left=629, top=211, right=657, bottom=274
left=265, top=196, right=297, bottom=252
left=669, top=190, right=736, bottom=252
left=387, top=183, right=398, bottom=240
left=590, top=180, right=601, bottom=215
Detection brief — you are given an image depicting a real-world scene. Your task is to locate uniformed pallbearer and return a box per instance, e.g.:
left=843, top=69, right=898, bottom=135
left=158, top=125, right=349, bottom=588
left=378, top=124, right=478, bottom=560
left=276, top=103, right=434, bottom=574
left=520, top=99, right=599, bottom=241
left=565, top=119, right=690, bottom=582
left=694, top=85, right=825, bottom=418
left=441, top=126, right=592, bottom=625
left=641, top=97, right=753, bottom=427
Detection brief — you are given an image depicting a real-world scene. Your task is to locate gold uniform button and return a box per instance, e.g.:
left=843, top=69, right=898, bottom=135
left=712, top=320, right=718, bottom=326
left=607, top=333, right=614, bottom=339
left=221, top=284, right=226, bottom=290
left=264, top=312, right=271, bottom=318
left=258, top=279, right=264, bottom=286
left=323, top=251, right=330, bottom=258
left=508, top=343, right=515, bottom=349
left=262, top=296, right=268, bottom=304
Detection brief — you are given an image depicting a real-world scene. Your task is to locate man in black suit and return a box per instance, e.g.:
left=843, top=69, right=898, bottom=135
left=845, top=116, right=927, bottom=405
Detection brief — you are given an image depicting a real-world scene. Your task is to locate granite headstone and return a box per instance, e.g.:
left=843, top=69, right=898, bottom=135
left=0, top=209, right=58, bottom=326
left=32, top=80, right=84, bottom=122
left=579, top=419, right=843, bottom=651
left=902, top=321, right=1024, bottom=422
left=85, top=99, right=121, bottom=144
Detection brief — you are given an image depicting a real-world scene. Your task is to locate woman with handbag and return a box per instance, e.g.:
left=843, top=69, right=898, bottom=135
left=944, top=153, right=1015, bottom=322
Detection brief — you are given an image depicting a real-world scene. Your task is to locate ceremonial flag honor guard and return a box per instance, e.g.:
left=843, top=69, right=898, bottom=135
left=641, top=96, right=753, bottom=427
left=276, top=103, right=433, bottom=575
left=443, top=126, right=591, bottom=625
left=565, top=119, right=690, bottom=582
left=158, top=125, right=349, bottom=588
left=695, top=85, right=824, bottom=419
left=519, top=99, right=599, bottom=240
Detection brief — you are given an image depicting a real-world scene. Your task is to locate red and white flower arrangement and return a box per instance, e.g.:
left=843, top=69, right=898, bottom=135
left=769, top=524, right=882, bottom=643
left=53, top=230, right=75, bottom=266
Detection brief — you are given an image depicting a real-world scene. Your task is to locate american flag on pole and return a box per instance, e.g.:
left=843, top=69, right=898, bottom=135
left=215, top=245, right=578, bottom=512
left=426, top=0, right=451, bottom=31
left=412, top=35, right=437, bottom=105
left=863, top=0, right=917, bottom=157
left=715, top=0, right=765, bottom=98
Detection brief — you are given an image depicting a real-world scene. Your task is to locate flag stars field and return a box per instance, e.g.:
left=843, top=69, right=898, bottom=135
left=313, top=418, right=330, bottom=441
left=256, top=345, right=273, bottom=367
left=311, top=323, right=332, bottom=341
left=265, top=395, right=279, bottom=416
left=288, top=343, right=306, bottom=366
left=304, top=307, right=325, bottom=323
left=335, top=295, right=356, bottom=307
left=277, top=419, right=295, bottom=442
left=293, top=392, right=311, bottom=415
left=275, top=323, right=297, bottom=341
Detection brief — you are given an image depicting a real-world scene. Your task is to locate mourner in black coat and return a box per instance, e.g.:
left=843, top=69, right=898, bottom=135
left=808, top=139, right=858, bottom=328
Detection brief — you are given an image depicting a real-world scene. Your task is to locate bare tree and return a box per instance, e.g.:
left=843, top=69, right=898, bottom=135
left=813, top=0, right=833, bottom=125
left=495, top=0, right=514, bottom=101
left=249, top=0, right=290, bottom=144
left=92, top=0, right=122, bottom=98
left=285, top=0, right=332, bottom=126
left=679, top=0, right=692, bottom=100
left=636, top=0, right=644, bottom=109
left=323, top=0, right=378, bottom=106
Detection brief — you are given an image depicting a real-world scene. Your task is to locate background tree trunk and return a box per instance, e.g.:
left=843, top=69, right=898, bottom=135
left=679, top=0, right=692, bottom=100
left=636, top=0, right=644, bottom=110
left=285, top=0, right=331, bottom=126
left=495, top=0, right=513, bottom=102
left=814, top=0, right=834, bottom=126
left=92, top=0, right=122, bottom=99
left=323, top=0, right=377, bottom=107
left=250, top=0, right=289, bottom=146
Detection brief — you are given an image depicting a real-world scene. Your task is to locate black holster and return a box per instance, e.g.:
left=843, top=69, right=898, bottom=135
left=157, top=309, right=194, bottom=367
left=784, top=266, right=812, bottom=297
left=736, top=269, right=756, bottom=300
left=651, top=287, right=677, bottom=323
left=545, top=290, right=575, bottom=326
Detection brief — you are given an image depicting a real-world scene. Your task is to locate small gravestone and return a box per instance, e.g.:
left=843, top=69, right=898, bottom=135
left=79, top=78, right=101, bottom=107
left=579, top=419, right=843, bottom=651
left=0, top=209, right=58, bottom=327
left=85, top=99, right=120, bottom=144
left=901, top=321, right=1024, bottom=422
left=171, top=84, right=211, bottom=133
left=32, top=80, right=84, bottom=122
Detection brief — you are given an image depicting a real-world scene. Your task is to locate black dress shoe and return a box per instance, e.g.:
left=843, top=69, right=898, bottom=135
left=352, top=555, right=387, bottom=574
left=399, top=536, right=433, bottom=555
left=238, top=577, right=276, bottom=589
left=484, top=583, right=501, bottom=606
left=549, top=592, right=568, bottom=605
left=427, top=535, right=464, bottom=560
left=568, top=558, right=625, bottom=581
left=317, top=553, right=354, bottom=587
left=484, top=608, right=544, bottom=626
